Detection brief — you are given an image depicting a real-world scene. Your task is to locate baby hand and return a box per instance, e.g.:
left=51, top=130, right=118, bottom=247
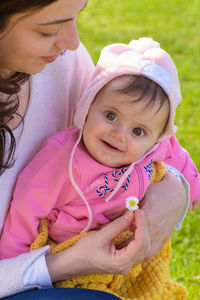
left=189, top=199, right=200, bottom=210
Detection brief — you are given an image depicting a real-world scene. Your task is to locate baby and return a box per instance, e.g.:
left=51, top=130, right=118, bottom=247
left=0, top=37, right=199, bottom=259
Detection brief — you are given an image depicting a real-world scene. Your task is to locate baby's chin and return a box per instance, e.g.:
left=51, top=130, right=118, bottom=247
left=94, top=157, right=131, bottom=168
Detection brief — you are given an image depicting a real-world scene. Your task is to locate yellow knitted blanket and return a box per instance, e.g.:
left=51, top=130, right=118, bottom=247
left=30, top=162, right=187, bottom=299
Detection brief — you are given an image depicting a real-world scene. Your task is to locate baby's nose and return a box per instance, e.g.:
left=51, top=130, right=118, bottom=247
left=111, top=127, right=126, bottom=143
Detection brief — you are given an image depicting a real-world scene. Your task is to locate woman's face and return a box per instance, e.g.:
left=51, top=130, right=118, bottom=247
left=0, top=0, right=87, bottom=74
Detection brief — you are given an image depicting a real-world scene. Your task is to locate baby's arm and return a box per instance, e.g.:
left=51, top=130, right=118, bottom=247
left=0, top=138, right=69, bottom=259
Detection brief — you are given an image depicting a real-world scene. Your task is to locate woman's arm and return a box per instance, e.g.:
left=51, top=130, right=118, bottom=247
left=0, top=210, right=148, bottom=298
left=140, top=170, right=188, bottom=260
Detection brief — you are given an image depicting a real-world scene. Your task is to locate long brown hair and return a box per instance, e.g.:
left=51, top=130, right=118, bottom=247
left=0, top=0, right=58, bottom=175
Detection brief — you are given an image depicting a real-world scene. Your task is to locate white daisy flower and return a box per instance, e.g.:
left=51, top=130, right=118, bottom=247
left=126, top=196, right=139, bottom=211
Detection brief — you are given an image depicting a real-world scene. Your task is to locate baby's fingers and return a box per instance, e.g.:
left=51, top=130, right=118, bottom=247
left=190, top=199, right=200, bottom=210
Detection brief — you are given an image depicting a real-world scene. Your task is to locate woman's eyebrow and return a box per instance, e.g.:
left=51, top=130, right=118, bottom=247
left=37, top=0, right=88, bottom=26
left=37, top=18, right=72, bottom=26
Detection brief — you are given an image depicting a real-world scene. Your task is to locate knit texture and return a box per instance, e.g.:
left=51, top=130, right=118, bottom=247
left=30, top=162, right=187, bottom=299
left=0, top=246, right=50, bottom=298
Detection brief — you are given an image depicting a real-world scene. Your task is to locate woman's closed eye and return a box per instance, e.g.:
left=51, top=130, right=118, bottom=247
left=39, top=31, right=58, bottom=38
left=105, top=111, right=117, bottom=122
left=132, top=127, right=144, bottom=136
left=38, top=26, right=61, bottom=38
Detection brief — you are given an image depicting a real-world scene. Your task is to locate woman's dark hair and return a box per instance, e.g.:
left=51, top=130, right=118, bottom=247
left=117, top=75, right=169, bottom=115
left=0, top=0, right=58, bottom=175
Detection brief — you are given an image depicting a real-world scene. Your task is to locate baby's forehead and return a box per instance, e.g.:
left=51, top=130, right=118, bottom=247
left=100, top=75, right=169, bottom=116
left=106, top=75, right=132, bottom=91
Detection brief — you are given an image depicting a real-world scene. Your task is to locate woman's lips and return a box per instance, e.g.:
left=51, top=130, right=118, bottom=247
left=41, top=55, right=58, bottom=63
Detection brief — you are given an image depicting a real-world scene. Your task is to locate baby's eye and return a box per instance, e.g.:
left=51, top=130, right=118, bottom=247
left=106, top=112, right=117, bottom=122
left=132, top=128, right=144, bottom=136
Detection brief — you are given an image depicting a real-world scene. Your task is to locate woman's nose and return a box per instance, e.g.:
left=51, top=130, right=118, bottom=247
left=55, top=19, right=80, bottom=51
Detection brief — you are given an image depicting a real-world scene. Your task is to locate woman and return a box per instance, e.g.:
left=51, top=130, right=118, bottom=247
left=0, top=0, right=188, bottom=299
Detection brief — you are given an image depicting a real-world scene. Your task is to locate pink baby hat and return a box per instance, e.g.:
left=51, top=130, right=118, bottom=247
left=74, top=37, right=182, bottom=142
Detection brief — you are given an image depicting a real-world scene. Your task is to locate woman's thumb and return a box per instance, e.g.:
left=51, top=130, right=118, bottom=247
left=99, top=211, right=134, bottom=241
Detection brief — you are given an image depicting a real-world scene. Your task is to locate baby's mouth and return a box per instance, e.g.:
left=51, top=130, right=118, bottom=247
left=101, top=140, right=123, bottom=152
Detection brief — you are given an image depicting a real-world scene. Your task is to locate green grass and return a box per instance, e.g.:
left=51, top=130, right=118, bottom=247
left=78, top=1, right=200, bottom=298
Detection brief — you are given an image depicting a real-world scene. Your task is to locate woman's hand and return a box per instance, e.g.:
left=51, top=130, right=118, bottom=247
left=140, top=171, right=188, bottom=260
left=45, top=210, right=150, bottom=282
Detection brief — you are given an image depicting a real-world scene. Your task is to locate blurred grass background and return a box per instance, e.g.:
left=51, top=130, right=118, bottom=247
left=78, top=1, right=200, bottom=299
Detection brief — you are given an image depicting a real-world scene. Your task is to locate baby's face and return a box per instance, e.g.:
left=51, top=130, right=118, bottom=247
left=82, top=77, right=169, bottom=168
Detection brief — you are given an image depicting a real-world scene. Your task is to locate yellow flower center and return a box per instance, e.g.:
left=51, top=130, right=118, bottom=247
left=129, top=200, right=136, bottom=207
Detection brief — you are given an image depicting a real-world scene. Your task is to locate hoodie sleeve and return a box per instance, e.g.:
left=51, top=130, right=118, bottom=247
left=0, top=137, right=71, bottom=259
left=157, top=136, right=200, bottom=202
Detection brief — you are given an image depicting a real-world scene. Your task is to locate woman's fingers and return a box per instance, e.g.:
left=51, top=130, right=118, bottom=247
left=114, top=210, right=150, bottom=266
left=106, top=211, right=124, bottom=221
left=97, top=209, right=150, bottom=264
left=97, top=211, right=134, bottom=243
left=131, top=210, right=150, bottom=249
left=58, top=210, right=151, bottom=277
